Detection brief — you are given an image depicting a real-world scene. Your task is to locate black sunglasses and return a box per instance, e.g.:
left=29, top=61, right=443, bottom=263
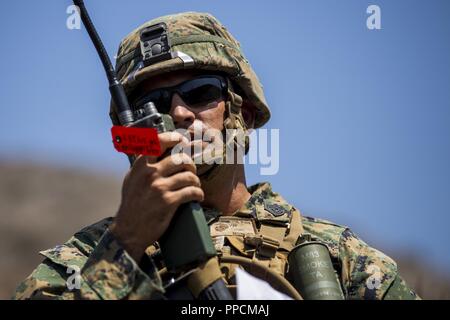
left=132, top=75, right=228, bottom=114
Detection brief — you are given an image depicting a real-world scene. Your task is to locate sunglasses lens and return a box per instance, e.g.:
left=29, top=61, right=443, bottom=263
left=134, top=90, right=170, bottom=113
left=133, top=76, right=226, bottom=113
left=180, top=77, right=224, bottom=107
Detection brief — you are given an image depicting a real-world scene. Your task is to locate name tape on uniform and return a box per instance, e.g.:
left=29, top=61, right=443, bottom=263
left=210, top=217, right=257, bottom=237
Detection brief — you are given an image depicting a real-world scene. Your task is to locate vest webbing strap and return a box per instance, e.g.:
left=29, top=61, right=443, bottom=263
left=258, top=209, right=304, bottom=253
left=281, top=209, right=304, bottom=251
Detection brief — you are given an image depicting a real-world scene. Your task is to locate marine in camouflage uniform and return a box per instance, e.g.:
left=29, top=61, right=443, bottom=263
left=14, top=12, right=419, bottom=300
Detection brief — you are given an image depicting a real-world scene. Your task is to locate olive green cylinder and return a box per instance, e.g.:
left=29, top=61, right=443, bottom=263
left=288, top=241, right=344, bottom=300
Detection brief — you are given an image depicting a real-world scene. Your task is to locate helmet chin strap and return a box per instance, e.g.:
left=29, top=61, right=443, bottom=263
left=197, top=87, right=249, bottom=183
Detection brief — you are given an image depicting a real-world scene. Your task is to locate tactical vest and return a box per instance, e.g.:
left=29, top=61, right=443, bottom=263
left=207, top=199, right=303, bottom=297
left=148, top=194, right=306, bottom=299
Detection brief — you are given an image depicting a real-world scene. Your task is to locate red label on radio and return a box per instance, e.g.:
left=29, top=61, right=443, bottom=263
left=111, top=126, right=161, bottom=156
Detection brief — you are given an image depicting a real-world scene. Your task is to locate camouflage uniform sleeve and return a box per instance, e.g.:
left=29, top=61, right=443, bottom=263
left=13, top=228, right=165, bottom=300
left=383, top=275, right=420, bottom=300
left=339, top=228, right=420, bottom=300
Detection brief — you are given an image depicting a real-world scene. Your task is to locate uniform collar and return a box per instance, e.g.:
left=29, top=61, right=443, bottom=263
left=204, top=182, right=293, bottom=225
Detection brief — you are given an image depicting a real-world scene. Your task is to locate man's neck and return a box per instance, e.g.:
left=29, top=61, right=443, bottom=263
left=200, top=164, right=251, bottom=215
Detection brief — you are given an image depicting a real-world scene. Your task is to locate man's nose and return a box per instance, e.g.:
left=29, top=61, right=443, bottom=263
left=170, top=93, right=195, bottom=128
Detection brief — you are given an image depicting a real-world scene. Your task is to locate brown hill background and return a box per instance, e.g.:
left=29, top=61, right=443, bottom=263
left=1, top=161, right=449, bottom=299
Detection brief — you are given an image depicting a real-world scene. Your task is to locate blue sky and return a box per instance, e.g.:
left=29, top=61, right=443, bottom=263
left=1, top=0, right=449, bottom=272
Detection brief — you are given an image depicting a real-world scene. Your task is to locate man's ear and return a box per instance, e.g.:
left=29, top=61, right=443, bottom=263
left=241, top=100, right=256, bottom=129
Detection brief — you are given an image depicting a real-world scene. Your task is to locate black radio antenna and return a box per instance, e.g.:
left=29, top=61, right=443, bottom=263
left=73, top=0, right=134, bottom=126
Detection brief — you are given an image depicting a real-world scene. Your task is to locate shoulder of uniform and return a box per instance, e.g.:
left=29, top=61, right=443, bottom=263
left=300, top=214, right=400, bottom=299
left=301, top=215, right=348, bottom=230
left=300, top=215, right=348, bottom=256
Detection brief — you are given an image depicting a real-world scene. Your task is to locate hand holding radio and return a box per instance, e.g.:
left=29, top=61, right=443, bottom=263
left=110, top=131, right=204, bottom=261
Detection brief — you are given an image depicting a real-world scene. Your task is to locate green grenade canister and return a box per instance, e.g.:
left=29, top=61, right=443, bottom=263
left=288, top=235, right=345, bottom=300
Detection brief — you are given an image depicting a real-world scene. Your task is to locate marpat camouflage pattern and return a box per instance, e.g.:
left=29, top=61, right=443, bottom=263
left=13, top=183, right=419, bottom=300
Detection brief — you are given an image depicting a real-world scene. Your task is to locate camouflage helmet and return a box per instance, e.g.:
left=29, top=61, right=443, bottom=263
left=110, top=12, right=271, bottom=128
